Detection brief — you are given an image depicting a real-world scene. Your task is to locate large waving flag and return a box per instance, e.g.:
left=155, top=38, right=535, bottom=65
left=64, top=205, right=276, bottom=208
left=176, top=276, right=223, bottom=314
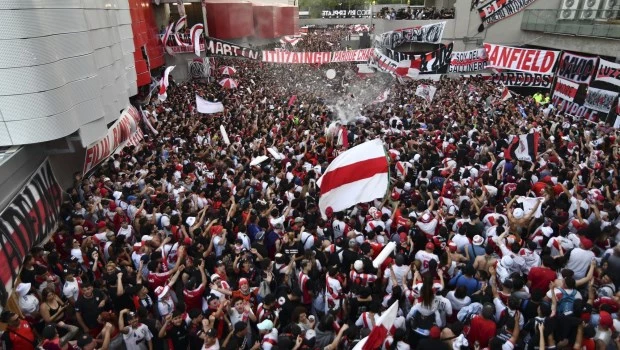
left=196, top=95, right=224, bottom=114
left=504, top=132, right=539, bottom=162
left=190, top=23, right=204, bottom=57
left=317, top=139, right=389, bottom=217
left=395, top=58, right=421, bottom=78
left=371, top=89, right=390, bottom=104
left=353, top=301, right=399, bottom=350
left=158, top=66, right=175, bottom=101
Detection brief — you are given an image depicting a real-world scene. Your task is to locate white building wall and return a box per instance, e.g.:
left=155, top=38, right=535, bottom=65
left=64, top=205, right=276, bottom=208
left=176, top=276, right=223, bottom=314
left=0, top=0, right=136, bottom=148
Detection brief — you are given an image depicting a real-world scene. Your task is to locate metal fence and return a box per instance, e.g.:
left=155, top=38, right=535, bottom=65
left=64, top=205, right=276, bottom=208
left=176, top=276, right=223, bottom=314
left=521, top=9, right=620, bottom=39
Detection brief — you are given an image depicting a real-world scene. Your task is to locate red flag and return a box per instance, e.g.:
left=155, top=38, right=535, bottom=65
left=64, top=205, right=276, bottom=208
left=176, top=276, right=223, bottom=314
left=288, top=95, right=297, bottom=106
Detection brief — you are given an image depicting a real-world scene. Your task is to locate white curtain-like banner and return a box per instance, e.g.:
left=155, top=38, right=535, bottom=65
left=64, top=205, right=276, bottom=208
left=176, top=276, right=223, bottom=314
left=196, top=95, right=224, bottom=114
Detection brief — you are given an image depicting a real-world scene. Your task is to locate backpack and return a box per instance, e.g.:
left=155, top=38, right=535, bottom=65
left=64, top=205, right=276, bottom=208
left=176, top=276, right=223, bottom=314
left=557, top=288, right=577, bottom=314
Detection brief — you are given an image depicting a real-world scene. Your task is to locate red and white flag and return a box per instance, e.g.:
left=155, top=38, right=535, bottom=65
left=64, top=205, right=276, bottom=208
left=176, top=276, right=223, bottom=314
left=317, top=139, right=388, bottom=217
left=353, top=301, right=399, bottom=350
left=190, top=23, right=204, bottom=57
left=158, top=66, right=175, bottom=101
left=395, top=58, right=421, bottom=78
left=161, top=22, right=174, bottom=47
left=371, top=89, right=390, bottom=104
left=501, top=85, right=513, bottom=101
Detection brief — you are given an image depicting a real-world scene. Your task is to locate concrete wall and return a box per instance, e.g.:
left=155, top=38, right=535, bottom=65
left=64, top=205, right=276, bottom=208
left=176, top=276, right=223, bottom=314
left=0, top=145, right=48, bottom=212
left=0, top=0, right=137, bottom=148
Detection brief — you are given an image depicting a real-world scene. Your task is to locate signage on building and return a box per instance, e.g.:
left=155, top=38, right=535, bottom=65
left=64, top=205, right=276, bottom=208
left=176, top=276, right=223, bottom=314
left=322, top=9, right=371, bottom=17
left=83, top=106, right=142, bottom=174
left=0, top=160, right=62, bottom=305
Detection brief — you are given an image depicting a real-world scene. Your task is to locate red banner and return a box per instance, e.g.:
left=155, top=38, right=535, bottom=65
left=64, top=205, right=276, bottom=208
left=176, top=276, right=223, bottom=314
left=483, top=43, right=560, bottom=75
left=0, top=160, right=62, bottom=304
left=83, top=106, right=142, bottom=174
left=330, top=49, right=374, bottom=63
left=553, top=77, right=579, bottom=102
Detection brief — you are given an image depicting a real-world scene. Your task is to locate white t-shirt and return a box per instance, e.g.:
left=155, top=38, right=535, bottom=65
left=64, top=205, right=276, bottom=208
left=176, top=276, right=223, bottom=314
left=122, top=324, right=153, bottom=350
left=566, top=248, right=594, bottom=279
left=383, top=265, right=412, bottom=293
left=63, top=279, right=80, bottom=302
left=545, top=287, right=583, bottom=301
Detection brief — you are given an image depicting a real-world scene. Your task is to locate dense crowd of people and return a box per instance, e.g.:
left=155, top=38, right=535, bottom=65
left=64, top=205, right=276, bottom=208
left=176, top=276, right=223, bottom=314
left=2, top=30, right=620, bottom=350
left=378, top=7, right=455, bottom=20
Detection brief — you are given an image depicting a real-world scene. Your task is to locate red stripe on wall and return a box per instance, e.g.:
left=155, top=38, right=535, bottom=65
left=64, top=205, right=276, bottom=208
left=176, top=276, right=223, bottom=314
left=320, top=156, right=388, bottom=195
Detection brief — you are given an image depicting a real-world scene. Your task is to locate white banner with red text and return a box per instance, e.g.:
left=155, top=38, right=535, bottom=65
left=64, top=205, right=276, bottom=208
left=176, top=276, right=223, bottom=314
left=483, top=43, right=560, bottom=75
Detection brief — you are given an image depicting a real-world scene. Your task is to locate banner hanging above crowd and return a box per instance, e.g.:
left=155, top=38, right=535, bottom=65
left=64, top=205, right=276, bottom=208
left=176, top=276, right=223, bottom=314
left=594, top=58, right=620, bottom=87
left=478, top=0, right=538, bottom=29
left=556, top=52, right=598, bottom=84
left=552, top=96, right=601, bottom=120
left=483, top=43, right=560, bottom=75
left=462, top=72, right=553, bottom=88
left=394, top=43, right=454, bottom=78
left=262, top=51, right=333, bottom=64
left=205, top=36, right=262, bottom=60
left=449, top=48, right=488, bottom=73
left=330, top=49, right=374, bottom=63
left=83, top=106, right=142, bottom=174
left=553, top=77, right=579, bottom=102
left=0, top=160, right=62, bottom=305
left=375, top=21, right=446, bottom=49
left=584, top=87, right=619, bottom=113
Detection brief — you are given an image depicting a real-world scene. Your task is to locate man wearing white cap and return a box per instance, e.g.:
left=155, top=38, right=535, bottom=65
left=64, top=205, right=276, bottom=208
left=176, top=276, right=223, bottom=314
left=257, top=319, right=278, bottom=350
left=507, top=196, right=542, bottom=234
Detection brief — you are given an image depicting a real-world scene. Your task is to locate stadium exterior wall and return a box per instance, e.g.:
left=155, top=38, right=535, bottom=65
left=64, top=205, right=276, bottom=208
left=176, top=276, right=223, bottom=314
left=0, top=0, right=138, bottom=148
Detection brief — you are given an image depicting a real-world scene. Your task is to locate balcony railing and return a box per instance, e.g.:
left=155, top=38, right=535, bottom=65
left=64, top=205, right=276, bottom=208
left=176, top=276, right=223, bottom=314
left=521, top=9, right=620, bottom=39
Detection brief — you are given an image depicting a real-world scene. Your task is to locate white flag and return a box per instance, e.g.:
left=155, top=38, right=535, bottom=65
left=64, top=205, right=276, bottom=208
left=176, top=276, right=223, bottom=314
left=196, top=95, right=224, bottom=114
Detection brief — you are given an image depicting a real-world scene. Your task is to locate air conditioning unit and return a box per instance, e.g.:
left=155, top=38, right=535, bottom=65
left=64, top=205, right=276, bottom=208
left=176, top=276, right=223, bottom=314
left=580, top=0, right=602, bottom=19
left=559, top=0, right=580, bottom=20
left=599, top=0, right=618, bottom=18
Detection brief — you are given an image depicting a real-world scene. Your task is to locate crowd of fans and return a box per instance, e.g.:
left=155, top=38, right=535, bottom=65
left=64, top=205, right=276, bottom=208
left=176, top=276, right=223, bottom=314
left=378, top=7, right=455, bottom=20
left=2, top=30, right=620, bottom=350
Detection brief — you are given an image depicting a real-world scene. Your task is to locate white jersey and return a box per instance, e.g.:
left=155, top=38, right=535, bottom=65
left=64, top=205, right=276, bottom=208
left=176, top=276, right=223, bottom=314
left=414, top=251, right=439, bottom=274
left=122, top=324, right=153, bottom=350
left=325, top=276, right=343, bottom=312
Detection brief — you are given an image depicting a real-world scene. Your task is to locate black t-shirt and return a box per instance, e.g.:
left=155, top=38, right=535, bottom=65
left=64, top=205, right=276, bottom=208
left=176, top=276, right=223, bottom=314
left=418, top=338, right=451, bottom=350
left=283, top=241, right=301, bottom=260
left=225, top=334, right=248, bottom=350
left=251, top=242, right=269, bottom=261
left=164, top=322, right=189, bottom=350
left=341, top=249, right=359, bottom=274
left=74, top=289, right=106, bottom=328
